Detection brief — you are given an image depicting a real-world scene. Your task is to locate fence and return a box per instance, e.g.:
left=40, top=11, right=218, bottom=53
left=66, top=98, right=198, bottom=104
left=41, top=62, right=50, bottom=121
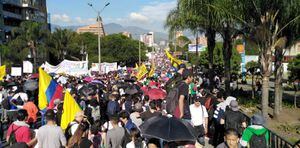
left=242, top=112, right=298, bottom=148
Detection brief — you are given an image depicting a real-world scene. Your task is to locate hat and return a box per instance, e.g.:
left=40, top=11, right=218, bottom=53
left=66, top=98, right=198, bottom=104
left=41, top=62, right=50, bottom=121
left=229, top=100, right=239, bottom=111
left=75, top=111, right=87, bottom=118
left=251, top=114, right=265, bottom=125
left=179, top=64, right=186, bottom=69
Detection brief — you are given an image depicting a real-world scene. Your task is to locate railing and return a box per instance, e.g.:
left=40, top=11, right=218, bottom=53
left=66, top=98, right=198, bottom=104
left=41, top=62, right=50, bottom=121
left=241, top=112, right=297, bottom=148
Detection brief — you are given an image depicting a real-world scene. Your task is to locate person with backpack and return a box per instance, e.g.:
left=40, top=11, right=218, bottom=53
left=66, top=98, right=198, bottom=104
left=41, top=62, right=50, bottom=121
left=65, top=111, right=87, bottom=141
left=220, top=100, right=247, bottom=136
left=67, top=121, right=92, bottom=148
left=85, top=98, right=101, bottom=124
left=6, top=109, right=34, bottom=147
left=119, top=110, right=136, bottom=133
left=106, top=94, right=120, bottom=118
left=166, top=69, right=193, bottom=120
left=165, top=64, right=186, bottom=93
left=240, top=114, right=269, bottom=148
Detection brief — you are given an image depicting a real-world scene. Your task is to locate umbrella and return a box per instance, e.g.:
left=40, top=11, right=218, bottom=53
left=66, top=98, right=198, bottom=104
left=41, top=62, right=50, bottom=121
left=7, top=82, right=17, bottom=87
left=79, top=84, right=98, bottom=96
left=91, top=80, right=103, bottom=84
left=141, top=86, right=149, bottom=95
left=83, top=77, right=93, bottom=82
left=125, top=85, right=138, bottom=95
left=147, top=88, right=166, bottom=100
left=23, top=80, right=38, bottom=91
left=139, top=116, right=197, bottom=142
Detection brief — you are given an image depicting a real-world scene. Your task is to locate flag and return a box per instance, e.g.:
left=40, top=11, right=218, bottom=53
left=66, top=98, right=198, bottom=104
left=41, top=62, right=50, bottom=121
left=38, top=68, right=63, bottom=110
left=165, top=50, right=183, bottom=67
left=61, top=91, right=82, bottom=130
left=148, top=63, right=155, bottom=77
left=0, top=65, right=6, bottom=81
left=136, top=64, right=148, bottom=81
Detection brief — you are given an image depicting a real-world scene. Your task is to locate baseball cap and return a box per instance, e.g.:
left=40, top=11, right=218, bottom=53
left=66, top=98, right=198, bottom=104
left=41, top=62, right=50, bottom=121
left=251, top=114, right=266, bottom=125
left=229, top=100, right=239, bottom=111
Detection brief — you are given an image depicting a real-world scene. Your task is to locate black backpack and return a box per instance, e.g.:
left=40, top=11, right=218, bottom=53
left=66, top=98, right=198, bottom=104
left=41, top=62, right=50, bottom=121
left=249, top=130, right=268, bottom=148
left=225, top=111, right=243, bottom=135
left=166, top=82, right=184, bottom=115
left=9, top=125, right=22, bottom=146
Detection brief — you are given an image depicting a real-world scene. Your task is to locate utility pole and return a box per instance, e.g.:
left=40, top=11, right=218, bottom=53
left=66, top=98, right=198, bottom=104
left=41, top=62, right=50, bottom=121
left=98, top=12, right=101, bottom=73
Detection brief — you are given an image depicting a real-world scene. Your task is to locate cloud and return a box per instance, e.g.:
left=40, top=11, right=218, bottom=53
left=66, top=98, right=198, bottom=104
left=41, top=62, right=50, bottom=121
left=52, top=14, right=72, bottom=24
left=129, top=12, right=149, bottom=23
left=114, top=1, right=177, bottom=32
left=51, top=14, right=97, bottom=26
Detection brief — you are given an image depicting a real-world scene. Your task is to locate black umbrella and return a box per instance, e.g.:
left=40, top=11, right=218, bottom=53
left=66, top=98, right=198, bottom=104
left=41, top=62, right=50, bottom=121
left=139, top=116, right=197, bottom=142
left=23, top=80, right=38, bottom=91
left=125, top=85, right=138, bottom=95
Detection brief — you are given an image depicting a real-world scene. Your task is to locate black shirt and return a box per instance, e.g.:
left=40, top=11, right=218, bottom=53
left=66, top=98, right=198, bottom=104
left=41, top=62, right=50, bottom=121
left=178, top=82, right=191, bottom=119
left=140, top=110, right=162, bottom=121
left=73, top=137, right=93, bottom=148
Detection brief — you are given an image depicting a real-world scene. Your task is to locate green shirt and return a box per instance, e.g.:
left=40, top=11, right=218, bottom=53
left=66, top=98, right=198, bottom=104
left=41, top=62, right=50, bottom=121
left=240, top=125, right=269, bottom=147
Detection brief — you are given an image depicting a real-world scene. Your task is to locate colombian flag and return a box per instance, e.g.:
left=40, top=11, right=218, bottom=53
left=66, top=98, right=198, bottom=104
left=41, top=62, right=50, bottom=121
left=61, top=91, right=82, bottom=130
left=38, top=68, right=63, bottom=110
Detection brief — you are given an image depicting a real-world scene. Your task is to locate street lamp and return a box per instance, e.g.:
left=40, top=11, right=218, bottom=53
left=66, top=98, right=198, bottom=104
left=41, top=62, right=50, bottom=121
left=88, top=2, right=110, bottom=74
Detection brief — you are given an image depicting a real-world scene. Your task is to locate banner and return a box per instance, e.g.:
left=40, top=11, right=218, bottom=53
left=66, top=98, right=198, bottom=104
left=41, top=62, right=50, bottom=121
left=91, top=62, right=118, bottom=73
left=188, top=44, right=206, bottom=52
left=43, top=60, right=88, bottom=76
left=23, top=61, right=33, bottom=73
left=11, top=67, right=22, bottom=76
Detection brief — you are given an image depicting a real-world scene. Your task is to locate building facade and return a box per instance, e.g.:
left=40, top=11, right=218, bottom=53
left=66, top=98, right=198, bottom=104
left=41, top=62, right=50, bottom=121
left=0, top=0, right=48, bottom=43
left=76, top=23, right=105, bottom=37
left=140, top=32, right=154, bottom=47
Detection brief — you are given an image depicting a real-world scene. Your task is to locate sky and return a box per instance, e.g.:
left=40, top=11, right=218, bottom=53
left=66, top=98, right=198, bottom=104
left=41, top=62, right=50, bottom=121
left=47, top=0, right=177, bottom=32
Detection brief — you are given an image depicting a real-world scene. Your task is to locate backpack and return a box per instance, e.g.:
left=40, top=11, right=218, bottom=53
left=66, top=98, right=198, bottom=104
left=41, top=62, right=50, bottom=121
left=224, top=111, right=243, bottom=134
left=249, top=130, right=267, bottom=148
left=165, top=82, right=184, bottom=115
left=91, top=106, right=101, bottom=122
left=106, top=101, right=119, bottom=117
left=65, top=122, right=77, bottom=141
left=8, top=125, right=22, bottom=146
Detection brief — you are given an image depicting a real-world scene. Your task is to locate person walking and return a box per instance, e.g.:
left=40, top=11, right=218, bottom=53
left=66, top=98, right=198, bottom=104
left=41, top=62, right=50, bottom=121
left=67, top=121, right=93, bottom=148
left=106, top=115, right=126, bottom=148
left=217, top=128, right=242, bottom=148
left=189, top=97, right=208, bottom=146
left=36, top=109, right=66, bottom=148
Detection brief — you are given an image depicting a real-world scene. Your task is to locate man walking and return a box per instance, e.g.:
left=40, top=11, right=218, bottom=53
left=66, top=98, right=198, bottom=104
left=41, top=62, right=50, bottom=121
left=37, top=109, right=66, bottom=148
left=106, top=115, right=126, bottom=148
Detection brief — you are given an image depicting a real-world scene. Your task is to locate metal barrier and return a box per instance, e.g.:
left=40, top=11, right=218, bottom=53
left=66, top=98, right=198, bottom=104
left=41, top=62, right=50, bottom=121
left=241, top=112, right=297, bottom=148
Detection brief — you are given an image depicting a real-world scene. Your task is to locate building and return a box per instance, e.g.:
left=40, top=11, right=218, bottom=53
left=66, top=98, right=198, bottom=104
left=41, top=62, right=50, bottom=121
left=140, top=32, right=154, bottom=47
left=0, top=0, right=48, bottom=42
left=191, top=35, right=207, bottom=47
left=76, top=23, right=105, bottom=36
left=122, top=31, right=131, bottom=38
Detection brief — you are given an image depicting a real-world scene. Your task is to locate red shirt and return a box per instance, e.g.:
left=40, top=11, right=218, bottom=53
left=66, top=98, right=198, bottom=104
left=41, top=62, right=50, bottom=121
left=7, top=123, right=31, bottom=143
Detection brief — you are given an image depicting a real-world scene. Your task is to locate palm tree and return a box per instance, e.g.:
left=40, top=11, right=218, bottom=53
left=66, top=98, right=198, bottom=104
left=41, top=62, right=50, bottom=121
left=165, top=0, right=218, bottom=90
left=47, top=28, right=76, bottom=61
left=12, top=21, right=49, bottom=73
left=238, top=0, right=300, bottom=119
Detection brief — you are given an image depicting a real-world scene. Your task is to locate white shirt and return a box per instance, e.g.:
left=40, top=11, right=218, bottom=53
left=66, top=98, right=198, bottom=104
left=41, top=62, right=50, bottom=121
left=189, top=104, right=208, bottom=126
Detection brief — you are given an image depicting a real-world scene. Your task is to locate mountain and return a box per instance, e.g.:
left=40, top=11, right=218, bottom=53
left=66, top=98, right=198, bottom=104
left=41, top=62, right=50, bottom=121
left=51, top=23, right=169, bottom=42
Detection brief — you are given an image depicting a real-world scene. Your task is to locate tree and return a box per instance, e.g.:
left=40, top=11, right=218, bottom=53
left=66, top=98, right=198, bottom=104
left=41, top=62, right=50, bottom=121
left=238, top=0, right=300, bottom=119
left=246, top=61, right=260, bottom=99
left=288, top=54, right=300, bottom=108
left=11, top=21, right=49, bottom=72
left=165, top=0, right=218, bottom=84
left=47, top=28, right=77, bottom=62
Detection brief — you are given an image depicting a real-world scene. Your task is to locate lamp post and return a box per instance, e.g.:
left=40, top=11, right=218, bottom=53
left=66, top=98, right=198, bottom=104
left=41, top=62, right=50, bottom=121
left=88, top=2, right=110, bottom=74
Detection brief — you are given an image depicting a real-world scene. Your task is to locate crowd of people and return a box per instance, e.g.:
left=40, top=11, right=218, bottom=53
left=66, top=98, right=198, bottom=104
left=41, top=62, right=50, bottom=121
left=0, top=52, right=270, bottom=148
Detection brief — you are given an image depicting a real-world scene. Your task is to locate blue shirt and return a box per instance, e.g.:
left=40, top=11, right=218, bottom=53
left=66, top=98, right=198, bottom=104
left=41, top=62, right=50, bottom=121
left=125, top=119, right=136, bottom=132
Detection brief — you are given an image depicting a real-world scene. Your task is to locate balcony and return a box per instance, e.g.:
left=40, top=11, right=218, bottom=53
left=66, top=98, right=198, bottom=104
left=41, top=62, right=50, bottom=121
left=3, top=11, right=22, bottom=20
left=2, top=0, right=22, bottom=7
